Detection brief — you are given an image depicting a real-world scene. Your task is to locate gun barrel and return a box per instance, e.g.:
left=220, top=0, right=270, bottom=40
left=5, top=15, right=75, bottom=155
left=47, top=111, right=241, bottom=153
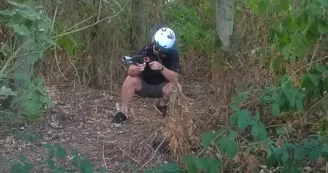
left=122, top=56, right=132, bottom=62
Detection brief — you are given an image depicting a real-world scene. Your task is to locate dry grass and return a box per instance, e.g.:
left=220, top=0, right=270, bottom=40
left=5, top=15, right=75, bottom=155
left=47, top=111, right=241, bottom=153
left=162, top=82, right=200, bottom=160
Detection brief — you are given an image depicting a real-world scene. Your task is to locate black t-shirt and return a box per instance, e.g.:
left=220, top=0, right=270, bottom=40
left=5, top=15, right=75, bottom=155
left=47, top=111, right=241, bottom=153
left=137, top=43, right=180, bottom=84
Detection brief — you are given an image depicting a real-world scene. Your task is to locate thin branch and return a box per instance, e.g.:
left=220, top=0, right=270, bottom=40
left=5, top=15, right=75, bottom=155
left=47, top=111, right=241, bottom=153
left=52, top=0, right=130, bottom=39
left=307, top=34, right=323, bottom=71
left=138, top=137, right=167, bottom=171
left=0, top=39, right=30, bottom=73
left=102, top=142, right=107, bottom=169
left=117, top=145, right=138, bottom=163
left=66, top=14, right=97, bottom=31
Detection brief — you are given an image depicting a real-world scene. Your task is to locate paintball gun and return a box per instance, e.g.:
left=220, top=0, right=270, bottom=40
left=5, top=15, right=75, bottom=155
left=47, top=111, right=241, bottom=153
left=121, top=54, right=153, bottom=65
left=121, top=54, right=162, bottom=72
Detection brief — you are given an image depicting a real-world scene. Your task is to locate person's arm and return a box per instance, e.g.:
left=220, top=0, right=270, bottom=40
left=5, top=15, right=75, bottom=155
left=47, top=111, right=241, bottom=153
left=127, top=64, right=142, bottom=76
left=127, top=45, right=149, bottom=76
left=160, top=66, right=179, bottom=83
left=160, top=49, right=180, bottom=83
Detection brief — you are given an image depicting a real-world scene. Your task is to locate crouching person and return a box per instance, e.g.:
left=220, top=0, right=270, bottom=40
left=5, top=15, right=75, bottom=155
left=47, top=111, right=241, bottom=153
left=111, top=27, right=180, bottom=126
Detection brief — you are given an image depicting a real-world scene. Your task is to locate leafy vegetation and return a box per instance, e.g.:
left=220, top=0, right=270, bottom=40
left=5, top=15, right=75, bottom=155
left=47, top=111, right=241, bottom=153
left=0, top=1, right=54, bottom=124
left=1, top=0, right=328, bottom=172
left=163, top=0, right=328, bottom=172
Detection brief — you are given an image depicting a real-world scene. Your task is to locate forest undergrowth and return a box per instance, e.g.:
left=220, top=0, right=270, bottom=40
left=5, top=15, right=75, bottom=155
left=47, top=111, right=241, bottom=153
left=1, top=0, right=328, bottom=173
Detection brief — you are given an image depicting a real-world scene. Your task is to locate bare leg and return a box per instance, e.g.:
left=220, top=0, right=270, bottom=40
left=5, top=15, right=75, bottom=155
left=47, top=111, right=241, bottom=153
left=120, top=75, right=142, bottom=115
left=158, top=82, right=176, bottom=106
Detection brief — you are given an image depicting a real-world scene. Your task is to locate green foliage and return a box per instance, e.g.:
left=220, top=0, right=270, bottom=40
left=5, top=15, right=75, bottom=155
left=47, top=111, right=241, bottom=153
left=149, top=0, right=328, bottom=172
left=0, top=1, right=54, bottom=44
left=10, top=154, right=33, bottom=173
left=14, top=131, right=38, bottom=143
left=10, top=143, right=106, bottom=173
left=264, top=0, right=328, bottom=62
left=0, top=1, right=56, bottom=124
left=144, top=163, right=182, bottom=173
left=164, top=1, right=217, bottom=53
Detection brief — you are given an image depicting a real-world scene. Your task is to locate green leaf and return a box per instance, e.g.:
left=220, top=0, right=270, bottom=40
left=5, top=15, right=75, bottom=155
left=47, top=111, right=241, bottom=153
left=314, top=64, right=328, bottom=73
left=15, top=132, right=38, bottom=143
left=307, top=2, right=322, bottom=17
left=271, top=103, right=280, bottom=117
left=319, top=0, right=328, bottom=6
left=258, top=0, right=270, bottom=13
left=323, top=77, right=328, bottom=92
left=54, top=144, right=67, bottom=159
left=0, top=86, right=17, bottom=96
left=276, top=127, right=288, bottom=135
left=289, top=32, right=310, bottom=59
left=30, top=53, right=43, bottom=64
left=11, top=24, right=30, bottom=36
left=46, top=159, right=56, bottom=170
left=230, top=112, right=239, bottom=126
left=0, top=9, right=16, bottom=16
left=10, top=162, right=32, bottom=173
left=56, top=37, right=77, bottom=55
left=229, top=104, right=240, bottom=111
left=262, top=95, right=273, bottom=103
left=44, top=144, right=55, bottom=158
left=258, top=122, right=267, bottom=141
left=79, top=159, right=94, bottom=173
left=303, top=139, right=318, bottom=149
left=280, top=0, right=290, bottom=11
left=255, top=112, right=261, bottom=121
left=281, top=160, right=302, bottom=173
left=309, top=146, right=321, bottom=162
left=318, top=20, right=328, bottom=34
left=308, top=73, right=320, bottom=87
left=226, top=140, right=238, bottom=158
left=234, top=92, right=251, bottom=105
left=281, top=150, right=289, bottom=163
left=18, top=154, right=27, bottom=162
left=251, top=123, right=260, bottom=137
left=228, top=130, right=238, bottom=140
left=216, top=137, right=238, bottom=159
left=294, top=145, right=308, bottom=160
left=161, top=163, right=180, bottom=172
left=191, top=157, right=221, bottom=173
left=182, top=156, right=198, bottom=173
left=54, top=167, right=67, bottom=173
left=201, top=132, right=214, bottom=148
left=237, top=110, right=251, bottom=130
left=216, top=137, right=230, bottom=150
left=98, top=167, right=106, bottom=173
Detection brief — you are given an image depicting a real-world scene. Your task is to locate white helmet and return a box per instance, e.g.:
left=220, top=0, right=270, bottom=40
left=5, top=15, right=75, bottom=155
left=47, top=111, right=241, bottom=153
left=153, top=27, right=176, bottom=51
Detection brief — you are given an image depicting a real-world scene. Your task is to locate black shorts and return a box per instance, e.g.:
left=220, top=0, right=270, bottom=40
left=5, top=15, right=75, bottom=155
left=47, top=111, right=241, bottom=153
left=135, top=78, right=167, bottom=98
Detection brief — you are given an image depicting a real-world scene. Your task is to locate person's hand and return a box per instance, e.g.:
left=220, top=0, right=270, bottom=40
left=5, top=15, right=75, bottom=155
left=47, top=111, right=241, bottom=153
left=136, top=62, right=146, bottom=71
left=149, top=61, right=163, bottom=71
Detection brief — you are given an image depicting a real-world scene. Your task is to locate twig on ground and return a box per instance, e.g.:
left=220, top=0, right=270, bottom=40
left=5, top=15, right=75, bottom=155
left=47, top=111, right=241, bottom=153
left=117, top=145, right=138, bottom=163
left=102, top=142, right=107, bottom=169
left=138, top=137, right=167, bottom=171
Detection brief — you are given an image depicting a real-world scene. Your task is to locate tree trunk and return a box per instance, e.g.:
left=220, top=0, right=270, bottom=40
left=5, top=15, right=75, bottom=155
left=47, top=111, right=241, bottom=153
left=215, top=0, right=234, bottom=51
left=90, top=0, right=105, bottom=88
left=130, top=0, right=147, bottom=50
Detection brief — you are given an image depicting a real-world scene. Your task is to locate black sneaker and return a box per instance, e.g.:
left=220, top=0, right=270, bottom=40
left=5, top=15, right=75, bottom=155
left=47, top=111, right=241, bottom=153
left=156, top=103, right=168, bottom=117
left=111, top=111, right=127, bottom=125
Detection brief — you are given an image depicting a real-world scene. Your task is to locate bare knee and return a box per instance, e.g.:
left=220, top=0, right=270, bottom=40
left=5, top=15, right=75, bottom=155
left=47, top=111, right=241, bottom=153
left=162, top=82, right=176, bottom=97
left=122, top=75, right=142, bottom=90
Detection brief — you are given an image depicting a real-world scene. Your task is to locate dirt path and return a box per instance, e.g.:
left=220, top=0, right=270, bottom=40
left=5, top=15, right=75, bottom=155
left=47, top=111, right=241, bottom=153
left=0, top=75, right=213, bottom=173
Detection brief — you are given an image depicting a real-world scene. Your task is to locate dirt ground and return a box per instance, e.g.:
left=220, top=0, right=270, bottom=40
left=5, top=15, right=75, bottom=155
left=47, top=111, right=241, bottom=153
left=0, top=74, right=213, bottom=173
